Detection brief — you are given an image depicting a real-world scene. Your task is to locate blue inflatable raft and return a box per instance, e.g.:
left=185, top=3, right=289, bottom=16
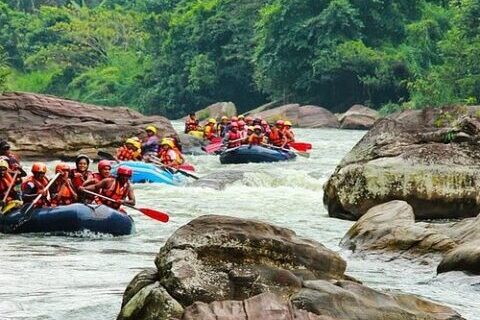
left=111, top=161, right=184, bottom=185
left=0, top=203, right=134, bottom=236
left=219, top=145, right=297, bottom=164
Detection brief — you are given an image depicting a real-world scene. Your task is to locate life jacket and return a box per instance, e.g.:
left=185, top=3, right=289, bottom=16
left=159, top=149, right=181, bottom=168
left=204, top=124, right=217, bottom=141
left=249, top=133, right=264, bottom=145
left=172, top=147, right=185, bottom=165
left=282, top=128, right=295, bottom=143
left=116, top=146, right=141, bottom=161
left=99, top=179, right=130, bottom=209
left=185, top=118, right=197, bottom=133
left=227, top=131, right=242, bottom=148
left=0, top=172, right=16, bottom=203
left=269, top=129, right=283, bottom=146
left=91, top=173, right=106, bottom=184
left=21, top=175, right=50, bottom=206
left=50, top=180, right=76, bottom=206
left=70, top=169, right=94, bottom=191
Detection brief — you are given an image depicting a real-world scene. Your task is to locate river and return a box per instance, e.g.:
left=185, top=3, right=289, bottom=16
left=1, top=126, right=479, bottom=320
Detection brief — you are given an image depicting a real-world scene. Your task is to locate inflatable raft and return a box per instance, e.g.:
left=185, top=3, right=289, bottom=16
left=111, top=161, right=185, bottom=185
left=0, top=203, right=134, bottom=235
left=219, top=145, right=296, bottom=164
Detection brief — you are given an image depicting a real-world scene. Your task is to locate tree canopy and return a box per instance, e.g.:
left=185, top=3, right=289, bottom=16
left=0, top=0, right=478, bottom=117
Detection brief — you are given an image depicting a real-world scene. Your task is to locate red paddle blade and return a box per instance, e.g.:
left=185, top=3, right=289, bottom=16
left=290, top=142, right=312, bottom=151
left=138, top=208, right=169, bottom=223
left=211, top=137, right=222, bottom=143
left=179, top=164, right=195, bottom=171
left=203, top=142, right=224, bottom=153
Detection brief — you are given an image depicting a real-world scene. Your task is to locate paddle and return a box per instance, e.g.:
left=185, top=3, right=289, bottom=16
left=203, top=138, right=244, bottom=154
left=149, top=155, right=200, bottom=180
left=12, top=172, right=62, bottom=230
left=262, top=143, right=310, bottom=158
left=81, top=189, right=169, bottom=223
left=289, top=142, right=312, bottom=152
left=2, top=171, right=19, bottom=204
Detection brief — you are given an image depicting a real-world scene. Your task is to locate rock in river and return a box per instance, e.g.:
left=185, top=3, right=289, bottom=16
left=118, top=215, right=464, bottom=320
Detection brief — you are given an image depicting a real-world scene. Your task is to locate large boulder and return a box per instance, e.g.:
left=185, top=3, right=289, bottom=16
left=0, top=92, right=175, bottom=160
left=341, top=200, right=480, bottom=275
left=195, top=102, right=237, bottom=121
left=339, top=104, right=379, bottom=130
left=323, top=106, right=480, bottom=220
left=249, top=104, right=339, bottom=128
left=118, top=215, right=463, bottom=320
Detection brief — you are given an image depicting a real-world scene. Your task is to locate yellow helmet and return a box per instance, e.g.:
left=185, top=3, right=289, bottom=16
left=126, top=138, right=141, bottom=150
left=161, top=138, right=174, bottom=148
left=284, top=120, right=292, bottom=126
left=0, top=159, right=8, bottom=169
left=208, top=118, right=216, bottom=124
left=238, top=115, right=245, bottom=119
left=221, top=116, right=228, bottom=120
left=145, top=125, right=157, bottom=134
left=247, top=126, right=255, bottom=131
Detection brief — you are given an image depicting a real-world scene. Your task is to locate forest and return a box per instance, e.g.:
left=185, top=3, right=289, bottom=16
left=0, top=0, right=479, bottom=118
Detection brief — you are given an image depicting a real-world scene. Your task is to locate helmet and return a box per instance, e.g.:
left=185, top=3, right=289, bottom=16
left=261, top=120, right=268, bottom=125
left=126, top=138, right=141, bottom=149
left=145, top=125, right=157, bottom=134
left=161, top=138, right=174, bottom=148
left=231, top=122, right=238, bottom=128
left=117, top=166, right=133, bottom=177
left=32, top=162, right=47, bottom=174
left=55, top=162, right=70, bottom=173
left=75, top=154, right=90, bottom=165
left=254, top=125, right=262, bottom=131
left=253, top=118, right=261, bottom=124
left=231, top=116, right=238, bottom=122
left=247, top=126, right=254, bottom=131
left=238, top=115, right=245, bottom=119
left=221, top=116, right=228, bottom=120
left=238, top=120, right=246, bottom=127
left=98, top=160, right=112, bottom=171
left=0, top=141, right=10, bottom=150
left=284, top=120, right=292, bottom=126
left=276, top=120, right=284, bottom=126
left=0, top=159, right=9, bottom=169
left=245, top=116, right=253, bottom=122
left=208, top=118, right=216, bottom=124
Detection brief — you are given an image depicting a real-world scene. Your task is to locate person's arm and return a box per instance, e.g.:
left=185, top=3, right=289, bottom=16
left=81, top=179, right=107, bottom=192
left=122, top=184, right=135, bottom=206
left=22, top=182, right=41, bottom=201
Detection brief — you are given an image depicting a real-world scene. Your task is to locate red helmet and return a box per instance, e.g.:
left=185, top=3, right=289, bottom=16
left=55, top=162, right=70, bottom=173
left=238, top=120, right=246, bottom=127
left=32, top=162, right=47, bottom=174
left=261, top=120, right=268, bottom=125
left=231, top=116, right=238, bottom=122
left=98, top=160, right=112, bottom=171
left=276, top=120, right=284, bottom=126
left=245, top=116, right=253, bottom=122
left=117, top=166, right=133, bottom=177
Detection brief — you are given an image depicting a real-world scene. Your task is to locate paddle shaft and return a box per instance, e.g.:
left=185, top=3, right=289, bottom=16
left=262, top=143, right=309, bottom=157
left=2, top=171, right=18, bottom=203
left=150, top=155, right=199, bottom=180
left=23, top=172, right=61, bottom=216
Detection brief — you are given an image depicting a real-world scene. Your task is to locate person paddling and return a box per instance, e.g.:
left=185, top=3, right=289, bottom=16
left=79, top=166, right=135, bottom=210
left=21, top=163, right=50, bottom=208
left=268, top=120, right=286, bottom=147
left=223, top=122, right=242, bottom=148
left=141, top=125, right=160, bottom=157
left=203, top=118, right=218, bottom=141
left=70, top=154, right=94, bottom=192
left=158, top=139, right=183, bottom=168
left=217, top=116, right=229, bottom=137
left=83, top=160, right=112, bottom=187
left=184, top=113, right=198, bottom=133
left=50, top=163, right=77, bottom=206
left=281, top=121, right=295, bottom=148
left=248, top=125, right=265, bottom=146
left=116, top=138, right=142, bottom=161
left=0, top=159, right=22, bottom=212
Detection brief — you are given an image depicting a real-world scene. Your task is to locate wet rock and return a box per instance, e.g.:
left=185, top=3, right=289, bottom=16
left=250, top=104, right=339, bottom=128
left=118, top=215, right=464, bottom=320
left=0, top=92, right=174, bottom=160
left=324, top=106, right=480, bottom=220
left=437, top=241, right=480, bottom=275
left=177, top=133, right=208, bottom=155
left=190, top=170, right=247, bottom=190
left=339, top=104, right=379, bottom=130
left=194, top=102, right=237, bottom=121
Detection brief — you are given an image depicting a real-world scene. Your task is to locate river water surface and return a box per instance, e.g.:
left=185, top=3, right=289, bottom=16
left=1, top=125, right=479, bottom=319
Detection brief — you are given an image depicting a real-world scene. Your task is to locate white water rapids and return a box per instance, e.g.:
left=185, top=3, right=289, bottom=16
left=1, top=125, right=479, bottom=319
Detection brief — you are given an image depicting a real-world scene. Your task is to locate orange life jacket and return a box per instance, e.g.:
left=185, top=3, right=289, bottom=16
left=185, top=118, right=197, bottom=133
left=21, top=176, right=50, bottom=206
left=159, top=149, right=181, bottom=168
left=269, top=129, right=283, bottom=146
left=249, top=133, right=264, bottom=145
left=70, top=169, right=94, bottom=191
left=0, top=172, right=16, bottom=203
left=98, top=179, right=130, bottom=209
left=116, top=146, right=141, bottom=161
left=282, top=128, right=295, bottom=143
left=173, top=147, right=185, bottom=165
left=50, top=180, right=76, bottom=206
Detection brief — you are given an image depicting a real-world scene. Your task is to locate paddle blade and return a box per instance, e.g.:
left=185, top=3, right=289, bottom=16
left=211, top=137, right=222, bottom=143
left=203, top=142, right=224, bottom=153
left=289, top=142, right=312, bottom=152
left=179, top=164, right=195, bottom=171
left=138, top=208, right=169, bottom=223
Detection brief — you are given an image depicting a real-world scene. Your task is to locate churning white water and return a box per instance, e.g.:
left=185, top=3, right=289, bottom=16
left=1, top=124, right=479, bottom=319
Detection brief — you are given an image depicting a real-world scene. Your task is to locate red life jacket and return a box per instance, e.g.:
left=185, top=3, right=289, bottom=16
left=0, top=172, right=15, bottom=203
left=185, top=118, right=197, bottom=133
left=71, top=169, right=94, bottom=190
left=227, top=131, right=242, bottom=148
left=91, top=173, right=105, bottom=184
left=50, top=180, right=76, bottom=206
left=99, top=179, right=130, bottom=209
left=21, top=176, right=50, bottom=206
left=159, top=149, right=179, bottom=167
left=269, top=129, right=283, bottom=146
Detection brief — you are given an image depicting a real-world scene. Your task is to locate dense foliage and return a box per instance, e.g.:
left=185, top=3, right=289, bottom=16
left=0, top=0, right=478, bottom=117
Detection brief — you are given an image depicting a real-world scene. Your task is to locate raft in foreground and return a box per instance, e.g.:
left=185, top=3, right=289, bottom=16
left=112, top=161, right=184, bottom=185
left=0, top=203, right=134, bottom=236
left=220, top=145, right=297, bottom=164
